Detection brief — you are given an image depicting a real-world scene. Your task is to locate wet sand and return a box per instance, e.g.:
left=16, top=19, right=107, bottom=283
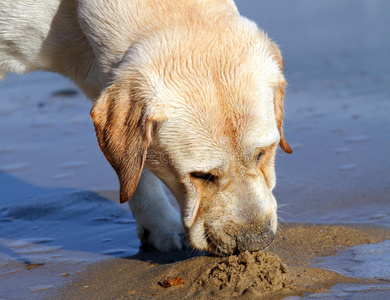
left=50, top=224, right=389, bottom=299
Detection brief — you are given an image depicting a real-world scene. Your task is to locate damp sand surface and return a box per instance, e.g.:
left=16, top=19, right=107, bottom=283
left=50, top=224, right=390, bottom=299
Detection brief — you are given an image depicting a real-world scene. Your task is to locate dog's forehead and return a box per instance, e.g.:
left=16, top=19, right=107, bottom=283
left=142, top=28, right=282, bottom=172
left=139, top=23, right=282, bottom=113
left=156, top=76, right=279, bottom=173
left=165, top=57, right=280, bottom=140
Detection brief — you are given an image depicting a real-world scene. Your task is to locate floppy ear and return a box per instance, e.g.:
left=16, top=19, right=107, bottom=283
left=270, top=42, right=293, bottom=154
left=91, top=83, right=152, bottom=203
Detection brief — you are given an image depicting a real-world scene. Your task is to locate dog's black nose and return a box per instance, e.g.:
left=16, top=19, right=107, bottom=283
left=236, top=226, right=274, bottom=252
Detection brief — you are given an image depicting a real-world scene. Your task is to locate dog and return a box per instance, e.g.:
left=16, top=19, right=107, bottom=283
left=0, top=0, right=292, bottom=255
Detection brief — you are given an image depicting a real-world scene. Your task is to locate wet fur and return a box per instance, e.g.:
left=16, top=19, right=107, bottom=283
left=0, top=0, right=291, bottom=254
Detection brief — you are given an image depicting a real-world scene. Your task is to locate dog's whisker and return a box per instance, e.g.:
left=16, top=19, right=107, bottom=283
left=278, top=210, right=300, bottom=221
left=277, top=203, right=298, bottom=209
left=275, top=226, right=287, bottom=239
left=277, top=216, right=290, bottom=227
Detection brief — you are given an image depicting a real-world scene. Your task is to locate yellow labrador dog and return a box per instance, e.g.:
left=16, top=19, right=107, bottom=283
left=0, top=0, right=292, bottom=255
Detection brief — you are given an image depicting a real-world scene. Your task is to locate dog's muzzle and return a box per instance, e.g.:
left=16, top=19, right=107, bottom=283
left=236, top=226, right=275, bottom=252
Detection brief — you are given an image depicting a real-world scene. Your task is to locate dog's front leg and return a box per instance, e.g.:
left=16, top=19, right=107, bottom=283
left=128, top=168, right=185, bottom=252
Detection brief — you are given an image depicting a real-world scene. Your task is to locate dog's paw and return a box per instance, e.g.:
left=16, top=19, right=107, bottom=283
left=139, top=228, right=183, bottom=252
left=137, top=225, right=185, bottom=252
left=136, top=213, right=185, bottom=252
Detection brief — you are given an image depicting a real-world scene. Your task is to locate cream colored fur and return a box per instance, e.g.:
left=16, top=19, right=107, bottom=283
left=0, top=0, right=291, bottom=254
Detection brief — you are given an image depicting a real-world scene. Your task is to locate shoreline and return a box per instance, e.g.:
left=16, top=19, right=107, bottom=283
left=49, top=223, right=390, bottom=299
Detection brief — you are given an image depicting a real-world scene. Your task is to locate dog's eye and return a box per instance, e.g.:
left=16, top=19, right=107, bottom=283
left=190, top=172, right=217, bottom=183
left=255, top=151, right=264, bottom=161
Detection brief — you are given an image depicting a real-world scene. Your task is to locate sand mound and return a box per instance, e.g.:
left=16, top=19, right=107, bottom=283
left=195, top=251, right=288, bottom=297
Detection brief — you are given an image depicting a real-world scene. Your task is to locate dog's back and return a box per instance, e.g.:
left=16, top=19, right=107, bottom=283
left=0, top=0, right=60, bottom=80
left=0, top=0, right=240, bottom=97
left=0, top=0, right=101, bottom=98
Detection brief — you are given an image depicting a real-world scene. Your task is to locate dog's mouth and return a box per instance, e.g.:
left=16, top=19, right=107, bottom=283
left=205, top=231, right=238, bottom=256
left=203, top=224, right=275, bottom=256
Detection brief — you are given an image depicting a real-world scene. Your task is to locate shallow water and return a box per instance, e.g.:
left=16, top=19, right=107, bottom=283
left=315, top=240, right=390, bottom=281
left=309, top=240, right=390, bottom=299
left=0, top=73, right=138, bottom=298
left=0, top=0, right=389, bottom=299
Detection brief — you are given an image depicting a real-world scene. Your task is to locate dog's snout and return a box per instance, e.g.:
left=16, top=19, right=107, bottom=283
left=236, top=226, right=274, bottom=252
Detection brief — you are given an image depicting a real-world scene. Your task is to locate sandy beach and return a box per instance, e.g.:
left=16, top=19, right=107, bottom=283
left=51, top=223, right=389, bottom=299
left=0, top=0, right=389, bottom=299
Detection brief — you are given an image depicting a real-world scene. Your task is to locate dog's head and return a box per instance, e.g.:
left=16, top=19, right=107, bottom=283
left=91, top=23, right=292, bottom=255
